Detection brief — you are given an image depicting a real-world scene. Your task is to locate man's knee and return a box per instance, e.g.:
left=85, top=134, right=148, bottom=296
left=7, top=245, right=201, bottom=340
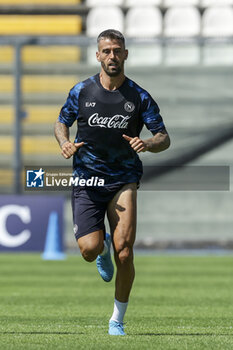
left=78, top=234, right=103, bottom=262
left=80, top=245, right=99, bottom=262
left=115, top=245, right=134, bottom=266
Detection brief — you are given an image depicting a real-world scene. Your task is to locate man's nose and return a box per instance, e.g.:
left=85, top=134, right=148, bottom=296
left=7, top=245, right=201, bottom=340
left=109, top=50, right=115, bottom=59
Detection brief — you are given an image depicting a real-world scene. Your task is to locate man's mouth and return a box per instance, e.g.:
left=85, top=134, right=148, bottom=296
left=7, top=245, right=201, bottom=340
left=108, top=62, right=118, bottom=68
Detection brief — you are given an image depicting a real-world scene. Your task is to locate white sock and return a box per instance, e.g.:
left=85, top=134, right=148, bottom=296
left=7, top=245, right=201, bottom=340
left=100, top=240, right=108, bottom=256
left=110, top=299, right=128, bottom=324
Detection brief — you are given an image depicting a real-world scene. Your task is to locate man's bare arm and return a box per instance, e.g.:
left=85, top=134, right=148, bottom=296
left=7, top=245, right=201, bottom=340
left=54, top=118, right=84, bottom=159
left=54, top=118, right=70, bottom=147
left=122, top=130, right=170, bottom=153
left=143, top=130, right=170, bottom=153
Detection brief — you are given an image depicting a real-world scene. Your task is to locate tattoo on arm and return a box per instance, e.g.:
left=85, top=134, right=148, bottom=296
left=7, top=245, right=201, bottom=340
left=54, top=119, right=70, bottom=148
left=146, top=130, right=170, bottom=153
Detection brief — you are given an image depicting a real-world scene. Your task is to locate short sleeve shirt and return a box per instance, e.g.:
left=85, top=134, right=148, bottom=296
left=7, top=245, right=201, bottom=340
left=59, top=74, right=166, bottom=188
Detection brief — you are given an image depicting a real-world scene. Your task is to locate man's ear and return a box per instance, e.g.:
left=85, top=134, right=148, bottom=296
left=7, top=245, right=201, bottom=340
left=125, top=49, right=128, bottom=61
left=96, top=51, right=100, bottom=62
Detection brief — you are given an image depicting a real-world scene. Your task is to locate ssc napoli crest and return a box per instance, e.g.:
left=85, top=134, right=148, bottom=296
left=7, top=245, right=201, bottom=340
left=124, top=101, right=135, bottom=113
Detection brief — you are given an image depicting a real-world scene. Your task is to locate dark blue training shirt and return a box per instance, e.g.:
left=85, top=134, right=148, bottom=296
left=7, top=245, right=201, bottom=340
left=59, top=73, right=165, bottom=189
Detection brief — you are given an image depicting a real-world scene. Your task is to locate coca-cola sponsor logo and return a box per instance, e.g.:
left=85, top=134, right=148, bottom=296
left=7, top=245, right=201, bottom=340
left=88, top=113, right=131, bottom=129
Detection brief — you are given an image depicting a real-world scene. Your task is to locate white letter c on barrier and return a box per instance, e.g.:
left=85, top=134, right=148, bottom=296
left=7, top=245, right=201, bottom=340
left=0, top=205, right=31, bottom=247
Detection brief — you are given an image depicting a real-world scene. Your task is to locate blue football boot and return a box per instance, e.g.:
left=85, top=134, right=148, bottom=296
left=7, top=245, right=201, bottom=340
left=108, top=320, right=125, bottom=336
left=96, top=233, right=114, bottom=282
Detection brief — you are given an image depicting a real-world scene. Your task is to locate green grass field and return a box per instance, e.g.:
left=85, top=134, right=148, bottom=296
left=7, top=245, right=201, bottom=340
left=0, top=254, right=233, bottom=350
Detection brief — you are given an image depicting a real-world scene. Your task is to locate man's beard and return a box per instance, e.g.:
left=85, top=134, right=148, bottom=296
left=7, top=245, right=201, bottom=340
left=101, top=61, right=122, bottom=77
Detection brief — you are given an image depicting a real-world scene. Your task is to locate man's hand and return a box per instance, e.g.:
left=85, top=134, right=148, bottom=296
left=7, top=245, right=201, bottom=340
left=122, top=134, right=148, bottom=153
left=123, top=131, right=170, bottom=154
left=61, top=140, right=84, bottom=159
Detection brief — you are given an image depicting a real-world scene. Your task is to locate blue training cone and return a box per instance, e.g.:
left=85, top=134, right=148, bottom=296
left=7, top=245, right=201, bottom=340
left=42, top=211, right=66, bottom=260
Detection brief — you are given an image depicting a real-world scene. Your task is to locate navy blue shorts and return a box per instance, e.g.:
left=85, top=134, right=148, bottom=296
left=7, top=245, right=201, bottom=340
left=71, top=185, right=123, bottom=240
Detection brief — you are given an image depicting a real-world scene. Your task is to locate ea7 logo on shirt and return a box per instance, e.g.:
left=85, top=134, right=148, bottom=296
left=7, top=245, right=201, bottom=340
left=85, top=102, right=96, bottom=107
left=124, top=101, right=135, bottom=113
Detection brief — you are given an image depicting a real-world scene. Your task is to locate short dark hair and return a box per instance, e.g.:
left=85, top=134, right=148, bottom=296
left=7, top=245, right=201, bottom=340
left=97, top=29, right=125, bottom=47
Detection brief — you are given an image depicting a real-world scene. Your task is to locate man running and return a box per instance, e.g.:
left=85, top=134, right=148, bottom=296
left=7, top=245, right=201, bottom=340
left=54, top=29, right=170, bottom=336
